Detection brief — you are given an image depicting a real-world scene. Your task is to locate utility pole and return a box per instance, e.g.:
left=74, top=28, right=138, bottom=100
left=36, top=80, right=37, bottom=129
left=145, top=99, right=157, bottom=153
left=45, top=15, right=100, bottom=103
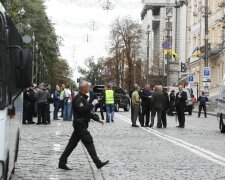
left=204, top=0, right=209, bottom=67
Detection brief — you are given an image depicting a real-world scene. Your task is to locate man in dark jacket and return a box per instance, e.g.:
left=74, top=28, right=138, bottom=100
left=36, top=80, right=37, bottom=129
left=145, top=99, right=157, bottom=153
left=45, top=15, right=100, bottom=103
left=53, top=85, right=61, bottom=120
left=59, top=81, right=109, bottom=170
left=198, top=91, right=208, bottom=118
left=23, top=84, right=36, bottom=124
left=161, top=86, right=169, bottom=128
left=150, top=86, right=165, bottom=128
left=175, top=85, right=187, bottom=128
left=168, top=90, right=176, bottom=116
left=140, top=84, right=152, bottom=127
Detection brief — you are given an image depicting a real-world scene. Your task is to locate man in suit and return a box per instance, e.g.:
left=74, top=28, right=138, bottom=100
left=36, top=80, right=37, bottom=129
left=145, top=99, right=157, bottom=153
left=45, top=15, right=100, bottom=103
left=150, top=85, right=165, bottom=128
left=161, top=86, right=169, bottom=128
left=140, top=84, right=152, bottom=127
left=175, top=85, right=187, bottom=128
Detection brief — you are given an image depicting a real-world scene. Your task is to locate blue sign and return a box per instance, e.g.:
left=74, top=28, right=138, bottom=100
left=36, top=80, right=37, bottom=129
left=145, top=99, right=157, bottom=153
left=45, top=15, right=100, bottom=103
left=204, top=67, right=211, bottom=78
left=188, top=75, right=194, bottom=82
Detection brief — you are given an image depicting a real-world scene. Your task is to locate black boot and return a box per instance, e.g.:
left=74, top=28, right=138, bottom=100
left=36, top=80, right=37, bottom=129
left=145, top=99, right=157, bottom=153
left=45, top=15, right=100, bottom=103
left=96, top=160, right=109, bottom=169
left=58, top=162, right=72, bottom=170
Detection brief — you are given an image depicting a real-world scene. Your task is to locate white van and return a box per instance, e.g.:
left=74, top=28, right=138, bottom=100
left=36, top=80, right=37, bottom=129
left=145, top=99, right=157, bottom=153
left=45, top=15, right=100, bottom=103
left=0, top=3, right=32, bottom=179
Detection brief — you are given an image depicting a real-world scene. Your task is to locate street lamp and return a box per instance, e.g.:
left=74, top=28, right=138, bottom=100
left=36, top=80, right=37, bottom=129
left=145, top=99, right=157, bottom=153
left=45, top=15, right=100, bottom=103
left=146, top=25, right=151, bottom=84
left=165, top=7, right=173, bottom=86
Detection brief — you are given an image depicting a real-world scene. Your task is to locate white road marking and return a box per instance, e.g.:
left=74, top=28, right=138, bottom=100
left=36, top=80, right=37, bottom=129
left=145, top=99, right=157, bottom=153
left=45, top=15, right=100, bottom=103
left=53, top=144, right=61, bottom=151
left=115, top=113, right=225, bottom=167
left=56, top=131, right=61, bottom=136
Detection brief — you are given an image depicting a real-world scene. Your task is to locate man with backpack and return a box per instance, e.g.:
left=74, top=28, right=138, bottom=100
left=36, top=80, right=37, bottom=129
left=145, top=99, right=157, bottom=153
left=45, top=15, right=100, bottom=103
left=198, top=91, right=208, bottom=118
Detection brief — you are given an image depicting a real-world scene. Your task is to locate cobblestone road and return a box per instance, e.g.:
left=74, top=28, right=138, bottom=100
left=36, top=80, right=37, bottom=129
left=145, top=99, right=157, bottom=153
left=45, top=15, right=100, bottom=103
left=11, top=110, right=225, bottom=180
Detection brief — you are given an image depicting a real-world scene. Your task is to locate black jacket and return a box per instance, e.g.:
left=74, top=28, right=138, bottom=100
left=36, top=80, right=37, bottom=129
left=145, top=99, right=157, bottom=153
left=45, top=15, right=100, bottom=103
left=72, top=92, right=99, bottom=128
left=140, top=90, right=152, bottom=107
left=151, top=91, right=165, bottom=110
left=175, top=91, right=187, bottom=107
left=163, top=91, right=169, bottom=109
left=24, top=88, right=37, bottom=103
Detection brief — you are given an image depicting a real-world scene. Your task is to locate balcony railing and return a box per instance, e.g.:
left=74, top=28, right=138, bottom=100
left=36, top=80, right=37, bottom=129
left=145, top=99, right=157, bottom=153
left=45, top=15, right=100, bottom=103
left=200, top=43, right=224, bottom=58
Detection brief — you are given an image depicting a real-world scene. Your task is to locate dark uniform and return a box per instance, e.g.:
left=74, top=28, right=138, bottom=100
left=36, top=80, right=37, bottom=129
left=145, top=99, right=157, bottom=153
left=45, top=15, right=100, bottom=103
left=168, top=92, right=176, bottom=116
left=140, top=90, right=151, bottom=127
left=175, top=91, right=187, bottom=127
left=59, top=92, right=109, bottom=169
left=161, top=91, right=169, bottom=128
left=23, top=88, right=36, bottom=124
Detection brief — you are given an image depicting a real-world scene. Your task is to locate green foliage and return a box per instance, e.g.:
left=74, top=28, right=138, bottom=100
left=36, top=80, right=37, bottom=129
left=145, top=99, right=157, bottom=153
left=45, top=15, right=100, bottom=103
left=50, top=58, right=76, bottom=87
left=78, top=57, right=106, bottom=86
left=8, top=0, right=60, bottom=82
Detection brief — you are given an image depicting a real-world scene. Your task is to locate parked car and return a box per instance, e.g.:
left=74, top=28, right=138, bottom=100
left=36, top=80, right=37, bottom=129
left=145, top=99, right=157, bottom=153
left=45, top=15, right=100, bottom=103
left=93, top=85, right=130, bottom=112
left=168, top=87, right=193, bottom=115
left=216, top=79, right=225, bottom=133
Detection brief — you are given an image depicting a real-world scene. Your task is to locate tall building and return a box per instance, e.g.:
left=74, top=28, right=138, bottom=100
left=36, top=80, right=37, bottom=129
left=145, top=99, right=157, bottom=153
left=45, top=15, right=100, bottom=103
left=187, top=0, right=225, bottom=97
left=141, top=0, right=187, bottom=85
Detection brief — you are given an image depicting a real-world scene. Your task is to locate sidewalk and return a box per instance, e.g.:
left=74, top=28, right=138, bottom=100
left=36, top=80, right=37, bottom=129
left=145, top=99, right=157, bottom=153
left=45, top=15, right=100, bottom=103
left=11, top=119, right=104, bottom=180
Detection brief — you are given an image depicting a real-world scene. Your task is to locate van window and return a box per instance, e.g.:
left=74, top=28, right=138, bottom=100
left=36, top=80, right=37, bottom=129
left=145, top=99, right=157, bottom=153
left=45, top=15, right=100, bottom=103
left=0, top=14, right=5, bottom=78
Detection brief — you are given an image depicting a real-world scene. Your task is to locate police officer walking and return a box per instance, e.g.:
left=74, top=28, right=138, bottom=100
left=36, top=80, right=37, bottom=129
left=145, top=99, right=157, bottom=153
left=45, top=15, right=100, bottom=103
left=59, top=81, right=109, bottom=170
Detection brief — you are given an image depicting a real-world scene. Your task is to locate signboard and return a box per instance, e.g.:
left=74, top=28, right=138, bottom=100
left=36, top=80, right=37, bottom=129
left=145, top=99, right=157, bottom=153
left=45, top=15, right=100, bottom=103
left=188, top=74, right=194, bottom=82
left=204, top=67, right=211, bottom=79
left=203, top=81, right=211, bottom=87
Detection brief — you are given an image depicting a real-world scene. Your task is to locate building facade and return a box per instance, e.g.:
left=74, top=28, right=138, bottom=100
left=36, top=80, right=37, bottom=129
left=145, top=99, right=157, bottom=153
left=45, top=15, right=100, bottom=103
left=141, top=0, right=187, bottom=86
left=187, top=0, right=225, bottom=97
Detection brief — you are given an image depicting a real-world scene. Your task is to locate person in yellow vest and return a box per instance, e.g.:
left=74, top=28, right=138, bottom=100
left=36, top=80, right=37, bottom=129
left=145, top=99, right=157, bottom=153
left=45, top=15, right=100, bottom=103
left=104, top=84, right=115, bottom=123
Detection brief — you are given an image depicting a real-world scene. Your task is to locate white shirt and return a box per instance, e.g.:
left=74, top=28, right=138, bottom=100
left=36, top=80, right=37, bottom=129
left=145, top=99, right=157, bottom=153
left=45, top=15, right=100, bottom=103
left=64, top=88, right=72, bottom=102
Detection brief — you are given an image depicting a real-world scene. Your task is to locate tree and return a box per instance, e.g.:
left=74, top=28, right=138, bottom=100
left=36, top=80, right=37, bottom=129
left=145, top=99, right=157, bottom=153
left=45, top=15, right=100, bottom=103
left=3, top=0, right=60, bottom=83
left=50, top=58, right=76, bottom=87
left=78, top=57, right=106, bottom=85
left=107, top=17, right=142, bottom=91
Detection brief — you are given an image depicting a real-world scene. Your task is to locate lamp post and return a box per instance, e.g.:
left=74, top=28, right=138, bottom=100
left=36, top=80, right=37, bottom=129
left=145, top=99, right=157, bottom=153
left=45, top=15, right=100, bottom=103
left=146, top=29, right=150, bottom=84
left=165, top=7, right=173, bottom=86
left=32, top=33, right=35, bottom=83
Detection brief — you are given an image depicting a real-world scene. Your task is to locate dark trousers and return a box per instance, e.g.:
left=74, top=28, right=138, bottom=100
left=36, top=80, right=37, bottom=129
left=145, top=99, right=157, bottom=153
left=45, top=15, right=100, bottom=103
left=61, top=100, right=64, bottom=117
left=59, top=127, right=101, bottom=165
left=151, top=108, right=162, bottom=128
left=37, top=102, right=47, bottom=123
left=47, top=104, right=50, bottom=123
left=198, top=104, right=207, bottom=118
left=100, top=105, right=104, bottom=120
left=54, top=102, right=61, bottom=119
left=141, top=105, right=150, bottom=126
left=161, top=110, right=167, bottom=127
left=176, top=104, right=185, bottom=126
left=23, top=101, right=34, bottom=123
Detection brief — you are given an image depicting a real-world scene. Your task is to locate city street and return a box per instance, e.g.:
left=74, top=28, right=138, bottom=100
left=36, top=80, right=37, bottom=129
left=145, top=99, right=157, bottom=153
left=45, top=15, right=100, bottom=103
left=11, top=111, right=225, bottom=180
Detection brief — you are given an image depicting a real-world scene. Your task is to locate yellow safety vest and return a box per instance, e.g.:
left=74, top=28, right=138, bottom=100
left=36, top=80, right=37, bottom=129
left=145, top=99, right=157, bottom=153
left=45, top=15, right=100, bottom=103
left=105, top=90, right=114, bottom=104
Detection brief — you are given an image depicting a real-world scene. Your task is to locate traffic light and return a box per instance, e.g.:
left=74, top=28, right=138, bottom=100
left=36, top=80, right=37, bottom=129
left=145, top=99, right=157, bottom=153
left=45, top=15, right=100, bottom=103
left=77, top=78, right=80, bottom=83
left=181, top=63, right=186, bottom=72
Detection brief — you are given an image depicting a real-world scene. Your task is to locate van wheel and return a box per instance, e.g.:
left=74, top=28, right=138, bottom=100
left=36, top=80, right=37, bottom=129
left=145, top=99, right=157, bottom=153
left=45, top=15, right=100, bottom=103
left=12, top=131, right=20, bottom=174
left=115, top=103, right=119, bottom=112
left=189, top=110, right=192, bottom=115
left=4, top=152, right=9, bottom=180
left=124, top=103, right=130, bottom=112
left=220, top=115, right=225, bottom=133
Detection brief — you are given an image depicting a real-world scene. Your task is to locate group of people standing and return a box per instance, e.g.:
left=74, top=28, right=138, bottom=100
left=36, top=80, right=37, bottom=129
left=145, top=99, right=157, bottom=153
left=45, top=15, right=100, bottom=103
left=23, top=83, right=52, bottom=125
left=131, top=84, right=188, bottom=128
